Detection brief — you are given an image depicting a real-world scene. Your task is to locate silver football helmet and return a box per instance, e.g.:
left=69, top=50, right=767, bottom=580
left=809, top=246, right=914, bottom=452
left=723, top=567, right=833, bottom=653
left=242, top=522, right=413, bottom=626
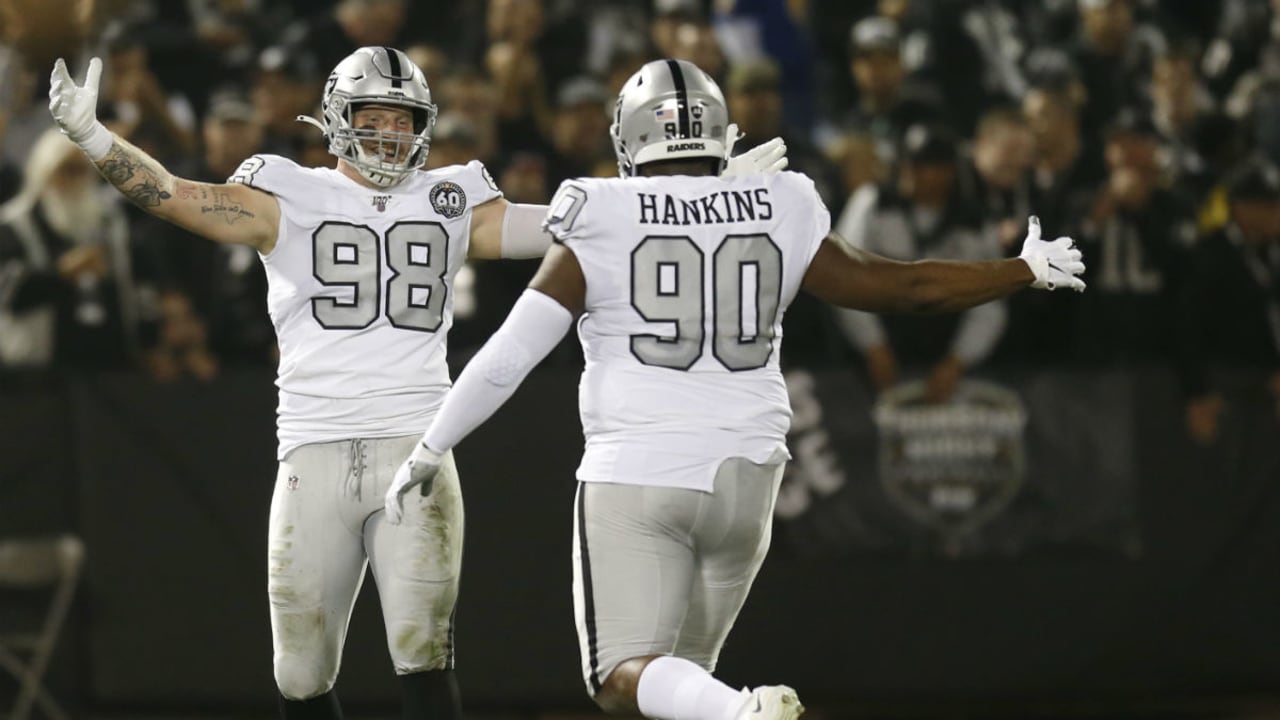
left=298, top=46, right=438, bottom=187
left=611, top=59, right=731, bottom=177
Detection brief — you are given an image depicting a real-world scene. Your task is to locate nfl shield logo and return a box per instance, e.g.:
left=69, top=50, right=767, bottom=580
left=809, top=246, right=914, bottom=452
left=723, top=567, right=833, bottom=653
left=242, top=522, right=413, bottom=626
left=287, top=475, right=299, bottom=491
left=371, top=195, right=391, bottom=212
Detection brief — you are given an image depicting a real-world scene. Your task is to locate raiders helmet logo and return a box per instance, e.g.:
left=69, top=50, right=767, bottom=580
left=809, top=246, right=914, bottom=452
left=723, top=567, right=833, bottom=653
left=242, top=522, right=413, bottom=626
left=430, top=181, right=467, bottom=219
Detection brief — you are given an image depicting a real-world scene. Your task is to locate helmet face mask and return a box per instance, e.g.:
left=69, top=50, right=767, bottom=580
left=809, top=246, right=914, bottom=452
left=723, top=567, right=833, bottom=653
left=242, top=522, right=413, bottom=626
left=611, top=59, right=730, bottom=177
left=310, top=47, right=439, bottom=188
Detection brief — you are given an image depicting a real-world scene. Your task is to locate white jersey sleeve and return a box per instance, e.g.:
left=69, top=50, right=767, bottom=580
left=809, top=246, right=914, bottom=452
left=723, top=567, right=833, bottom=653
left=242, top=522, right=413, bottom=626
left=450, top=159, right=504, bottom=209
left=227, top=154, right=301, bottom=196
left=550, top=171, right=830, bottom=491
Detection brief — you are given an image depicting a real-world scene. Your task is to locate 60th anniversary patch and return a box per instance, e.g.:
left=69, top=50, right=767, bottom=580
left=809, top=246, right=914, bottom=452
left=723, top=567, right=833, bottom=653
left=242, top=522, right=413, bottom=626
left=430, top=181, right=467, bottom=219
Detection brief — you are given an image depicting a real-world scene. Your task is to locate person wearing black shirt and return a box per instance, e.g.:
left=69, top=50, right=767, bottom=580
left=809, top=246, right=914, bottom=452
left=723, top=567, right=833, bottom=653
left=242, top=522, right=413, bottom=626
left=1181, top=158, right=1280, bottom=444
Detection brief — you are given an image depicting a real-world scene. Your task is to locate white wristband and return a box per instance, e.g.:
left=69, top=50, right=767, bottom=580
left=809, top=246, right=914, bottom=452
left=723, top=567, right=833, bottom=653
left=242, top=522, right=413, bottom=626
left=77, top=121, right=114, bottom=162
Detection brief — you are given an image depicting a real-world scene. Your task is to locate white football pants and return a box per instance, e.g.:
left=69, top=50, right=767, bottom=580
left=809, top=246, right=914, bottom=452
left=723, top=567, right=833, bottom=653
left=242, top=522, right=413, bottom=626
left=571, top=451, right=786, bottom=695
left=267, top=435, right=464, bottom=700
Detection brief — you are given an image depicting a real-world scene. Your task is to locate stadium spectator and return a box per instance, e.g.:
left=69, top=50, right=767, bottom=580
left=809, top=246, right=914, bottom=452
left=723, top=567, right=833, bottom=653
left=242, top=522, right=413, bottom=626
left=1073, top=110, right=1197, bottom=364
left=996, top=68, right=1102, bottom=364
left=250, top=44, right=321, bottom=158
left=1151, top=40, right=1242, bottom=204
left=98, top=22, right=197, bottom=163
left=651, top=0, right=726, bottom=80
left=725, top=59, right=841, bottom=207
left=832, top=124, right=1005, bottom=402
left=425, top=114, right=481, bottom=172
left=1069, top=0, right=1163, bottom=144
left=546, top=75, right=613, bottom=188
left=435, top=66, right=502, bottom=166
left=841, top=16, right=942, bottom=175
left=0, top=129, right=163, bottom=369
left=1180, top=156, right=1280, bottom=444
left=0, top=43, right=22, bottom=203
left=957, top=105, right=1035, bottom=253
left=899, top=0, right=1029, bottom=136
left=711, top=0, right=819, bottom=133
left=1021, top=65, right=1103, bottom=237
left=135, top=89, right=272, bottom=368
left=282, top=0, right=410, bottom=74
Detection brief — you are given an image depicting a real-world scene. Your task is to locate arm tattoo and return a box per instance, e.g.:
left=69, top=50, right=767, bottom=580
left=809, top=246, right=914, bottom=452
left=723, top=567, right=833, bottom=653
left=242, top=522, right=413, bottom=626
left=95, top=141, right=173, bottom=209
left=200, top=190, right=256, bottom=225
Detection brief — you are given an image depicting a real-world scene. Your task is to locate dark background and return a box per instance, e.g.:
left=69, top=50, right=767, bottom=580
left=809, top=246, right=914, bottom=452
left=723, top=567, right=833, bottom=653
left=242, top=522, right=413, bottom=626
left=2, top=367, right=1277, bottom=719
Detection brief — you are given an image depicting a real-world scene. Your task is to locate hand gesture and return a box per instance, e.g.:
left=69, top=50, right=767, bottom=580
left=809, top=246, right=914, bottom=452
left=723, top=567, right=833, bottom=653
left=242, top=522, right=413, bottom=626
left=722, top=123, right=789, bottom=177
left=1018, top=216, right=1086, bottom=292
left=49, top=57, right=111, bottom=159
left=384, top=443, right=443, bottom=525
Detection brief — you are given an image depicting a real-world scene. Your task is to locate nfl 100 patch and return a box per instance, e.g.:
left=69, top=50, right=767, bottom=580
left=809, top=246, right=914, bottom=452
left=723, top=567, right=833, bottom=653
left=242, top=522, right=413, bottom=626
left=430, top=181, right=467, bottom=219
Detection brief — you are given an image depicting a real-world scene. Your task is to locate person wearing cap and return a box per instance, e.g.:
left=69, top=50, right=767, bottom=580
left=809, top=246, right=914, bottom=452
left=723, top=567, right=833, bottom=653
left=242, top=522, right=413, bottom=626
left=833, top=123, right=1007, bottom=403
left=1180, top=157, right=1280, bottom=444
left=283, top=0, right=410, bottom=75
left=1071, top=108, right=1197, bottom=364
left=132, top=88, right=274, bottom=370
left=1071, top=0, right=1162, bottom=143
left=250, top=45, right=322, bottom=157
left=956, top=105, right=1035, bottom=252
left=725, top=60, right=840, bottom=208
left=98, top=22, right=198, bottom=163
left=842, top=16, right=941, bottom=175
left=547, top=75, right=613, bottom=188
left=1150, top=40, right=1241, bottom=206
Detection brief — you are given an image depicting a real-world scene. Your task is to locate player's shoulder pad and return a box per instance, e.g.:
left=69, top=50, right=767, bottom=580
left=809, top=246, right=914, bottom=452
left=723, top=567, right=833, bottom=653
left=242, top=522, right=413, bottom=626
left=772, top=169, right=828, bottom=214
left=542, top=178, right=604, bottom=243
left=226, top=154, right=303, bottom=195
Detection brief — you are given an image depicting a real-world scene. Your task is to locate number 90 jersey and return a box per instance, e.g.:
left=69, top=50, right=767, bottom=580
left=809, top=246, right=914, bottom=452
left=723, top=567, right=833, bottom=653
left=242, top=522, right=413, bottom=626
left=543, top=172, right=829, bottom=491
left=229, top=154, right=501, bottom=458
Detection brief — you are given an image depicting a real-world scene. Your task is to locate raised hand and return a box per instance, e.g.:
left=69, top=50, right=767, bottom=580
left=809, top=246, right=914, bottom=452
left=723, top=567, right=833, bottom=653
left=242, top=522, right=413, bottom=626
left=1018, top=216, right=1086, bottom=292
left=49, top=57, right=112, bottom=160
left=722, top=122, right=789, bottom=177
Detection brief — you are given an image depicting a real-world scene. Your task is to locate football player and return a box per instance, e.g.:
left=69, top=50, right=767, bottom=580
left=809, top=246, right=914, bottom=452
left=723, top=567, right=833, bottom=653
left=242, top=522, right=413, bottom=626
left=47, top=47, right=788, bottom=720
left=384, top=59, right=1085, bottom=720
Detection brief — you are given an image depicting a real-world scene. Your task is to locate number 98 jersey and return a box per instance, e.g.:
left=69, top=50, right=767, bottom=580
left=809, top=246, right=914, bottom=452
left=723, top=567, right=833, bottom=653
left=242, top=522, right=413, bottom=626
left=228, top=154, right=502, bottom=458
left=542, top=172, right=828, bottom=491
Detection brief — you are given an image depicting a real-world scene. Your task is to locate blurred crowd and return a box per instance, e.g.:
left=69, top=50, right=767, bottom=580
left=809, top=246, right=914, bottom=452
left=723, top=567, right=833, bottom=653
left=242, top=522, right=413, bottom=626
left=1, top=0, right=1279, bottom=443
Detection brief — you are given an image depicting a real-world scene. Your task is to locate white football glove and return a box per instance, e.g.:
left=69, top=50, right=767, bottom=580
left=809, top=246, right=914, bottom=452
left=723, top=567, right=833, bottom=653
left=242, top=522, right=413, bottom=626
left=384, top=443, right=443, bottom=525
left=49, top=57, right=113, bottom=160
left=722, top=122, right=789, bottom=177
left=1018, top=215, right=1086, bottom=292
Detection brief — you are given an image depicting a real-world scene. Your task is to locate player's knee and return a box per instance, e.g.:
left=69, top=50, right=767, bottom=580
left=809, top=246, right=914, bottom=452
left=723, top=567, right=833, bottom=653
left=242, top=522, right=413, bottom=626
left=385, top=611, right=454, bottom=672
left=274, top=654, right=335, bottom=701
left=591, top=656, right=653, bottom=715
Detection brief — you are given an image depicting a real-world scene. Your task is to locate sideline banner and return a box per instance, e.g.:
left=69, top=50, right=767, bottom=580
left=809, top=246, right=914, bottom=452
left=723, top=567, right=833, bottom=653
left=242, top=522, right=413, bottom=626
left=776, top=369, right=1141, bottom=556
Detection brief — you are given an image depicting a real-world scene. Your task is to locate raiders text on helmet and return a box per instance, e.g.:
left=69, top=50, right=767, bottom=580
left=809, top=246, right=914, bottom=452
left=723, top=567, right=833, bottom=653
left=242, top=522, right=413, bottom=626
left=611, top=59, right=731, bottom=177
left=298, top=46, right=438, bottom=187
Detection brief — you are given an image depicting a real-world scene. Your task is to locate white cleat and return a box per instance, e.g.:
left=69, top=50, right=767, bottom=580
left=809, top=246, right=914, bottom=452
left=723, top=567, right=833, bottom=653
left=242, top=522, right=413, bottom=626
left=734, top=685, right=804, bottom=720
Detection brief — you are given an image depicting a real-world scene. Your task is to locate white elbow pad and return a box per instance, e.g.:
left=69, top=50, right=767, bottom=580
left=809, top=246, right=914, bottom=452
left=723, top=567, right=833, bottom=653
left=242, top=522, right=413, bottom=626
left=479, top=289, right=573, bottom=386
left=500, top=203, right=555, bottom=259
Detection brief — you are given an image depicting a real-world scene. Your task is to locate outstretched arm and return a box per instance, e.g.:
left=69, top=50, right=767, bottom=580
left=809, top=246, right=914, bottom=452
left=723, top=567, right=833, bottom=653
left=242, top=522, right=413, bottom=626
left=803, top=216, right=1085, bottom=313
left=49, top=57, right=279, bottom=251
left=383, top=243, right=586, bottom=523
left=467, top=197, right=555, bottom=260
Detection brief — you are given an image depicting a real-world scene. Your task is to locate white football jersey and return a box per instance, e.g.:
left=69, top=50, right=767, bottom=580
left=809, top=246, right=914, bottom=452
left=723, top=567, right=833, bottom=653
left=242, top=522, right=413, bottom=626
left=228, top=155, right=502, bottom=458
left=543, top=172, right=829, bottom=491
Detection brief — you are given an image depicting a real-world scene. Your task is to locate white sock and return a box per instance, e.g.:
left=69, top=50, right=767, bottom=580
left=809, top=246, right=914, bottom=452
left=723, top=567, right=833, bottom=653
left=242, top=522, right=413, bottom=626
left=635, top=656, right=745, bottom=720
